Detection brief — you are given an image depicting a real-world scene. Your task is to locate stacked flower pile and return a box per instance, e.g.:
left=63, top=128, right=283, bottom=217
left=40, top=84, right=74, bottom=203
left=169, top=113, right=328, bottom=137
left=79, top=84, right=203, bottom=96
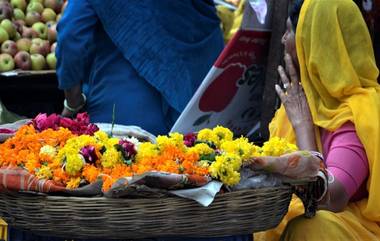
left=0, top=113, right=297, bottom=191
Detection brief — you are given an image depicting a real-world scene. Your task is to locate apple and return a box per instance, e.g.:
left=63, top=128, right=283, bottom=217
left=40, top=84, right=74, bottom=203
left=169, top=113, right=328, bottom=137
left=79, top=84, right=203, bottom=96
left=10, top=0, right=26, bottom=11
left=30, top=37, right=49, bottom=55
left=13, top=8, right=25, bottom=20
left=1, top=40, right=17, bottom=56
left=46, top=52, right=55, bottom=69
left=13, top=19, right=24, bottom=33
left=14, top=50, right=31, bottom=70
left=13, top=31, right=21, bottom=41
left=44, top=0, right=62, bottom=13
left=25, top=11, right=40, bottom=26
left=21, top=26, right=38, bottom=38
left=0, top=27, right=8, bottom=44
left=41, top=8, right=56, bottom=23
left=0, top=3, right=13, bottom=21
left=27, top=2, right=44, bottom=14
left=30, top=53, right=45, bottom=70
left=16, top=37, right=31, bottom=51
left=50, top=41, right=56, bottom=53
left=0, top=53, right=14, bottom=71
left=29, top=0, right=44, bottom=3
left=46, top=21, right=56, bottom=42
left=0, top=19, right=15, bottom=38
left=32, top=22, right=47, bottom=39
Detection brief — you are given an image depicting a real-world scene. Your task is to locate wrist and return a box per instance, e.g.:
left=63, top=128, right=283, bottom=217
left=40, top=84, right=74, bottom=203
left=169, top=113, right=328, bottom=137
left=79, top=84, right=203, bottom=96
left=64, top=93, right=86, bottom=113
left=293, top=119, right=313, bottom=131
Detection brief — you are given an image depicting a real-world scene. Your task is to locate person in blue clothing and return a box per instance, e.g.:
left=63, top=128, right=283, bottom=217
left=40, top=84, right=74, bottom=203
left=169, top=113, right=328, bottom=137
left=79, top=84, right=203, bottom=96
left=8, top=0, right=253, bottom=241
left=58, top=0, right=224, bottom=136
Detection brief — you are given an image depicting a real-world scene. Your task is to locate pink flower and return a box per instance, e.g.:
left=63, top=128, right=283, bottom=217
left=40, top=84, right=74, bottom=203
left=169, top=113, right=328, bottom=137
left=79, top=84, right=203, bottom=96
left=33, top=113, right=60, bottom=131
left=32, top=112, right=99, bottom=136
left=75, top=112, right=90, bottom=125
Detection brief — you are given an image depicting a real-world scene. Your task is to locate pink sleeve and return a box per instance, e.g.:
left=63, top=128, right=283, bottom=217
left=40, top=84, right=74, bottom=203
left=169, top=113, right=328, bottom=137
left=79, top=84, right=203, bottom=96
left=321, top=122, right=369, bottom=199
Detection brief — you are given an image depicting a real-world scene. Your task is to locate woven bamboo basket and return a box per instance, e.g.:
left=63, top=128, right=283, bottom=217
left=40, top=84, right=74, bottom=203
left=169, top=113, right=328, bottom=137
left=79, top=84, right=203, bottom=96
left=0, top=185, right=293, bottom=239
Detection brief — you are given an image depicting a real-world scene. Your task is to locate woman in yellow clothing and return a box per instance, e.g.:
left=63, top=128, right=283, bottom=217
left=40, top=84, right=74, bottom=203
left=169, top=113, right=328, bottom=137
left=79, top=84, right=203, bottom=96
left=255, top=0, right=380, bottom=240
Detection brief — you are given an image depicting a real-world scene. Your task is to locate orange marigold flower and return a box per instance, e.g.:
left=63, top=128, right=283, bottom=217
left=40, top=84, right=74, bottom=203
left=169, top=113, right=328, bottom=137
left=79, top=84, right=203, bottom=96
left=82, top=164, right=100, bottom=183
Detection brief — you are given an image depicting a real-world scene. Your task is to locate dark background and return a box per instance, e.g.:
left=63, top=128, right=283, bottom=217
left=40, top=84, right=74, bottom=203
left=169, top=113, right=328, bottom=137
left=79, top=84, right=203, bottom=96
left=0, top=73, right=63, bottom=118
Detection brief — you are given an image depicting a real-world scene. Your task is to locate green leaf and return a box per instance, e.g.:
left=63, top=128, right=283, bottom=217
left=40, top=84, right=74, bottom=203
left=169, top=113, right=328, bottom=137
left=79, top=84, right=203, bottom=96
left=110, top=104, right=116, bottom=137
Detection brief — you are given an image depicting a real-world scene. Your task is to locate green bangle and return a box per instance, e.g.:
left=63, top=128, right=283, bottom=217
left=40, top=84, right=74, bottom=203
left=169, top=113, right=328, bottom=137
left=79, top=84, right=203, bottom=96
left=64, top=93, right=86, bottom=113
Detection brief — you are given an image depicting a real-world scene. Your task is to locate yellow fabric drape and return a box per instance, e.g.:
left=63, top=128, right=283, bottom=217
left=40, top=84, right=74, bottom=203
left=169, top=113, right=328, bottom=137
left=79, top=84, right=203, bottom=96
left=216, top=0, right=245, bottom=43
left=256, top=0, right=380, bottom=240
left=0, top=218, right=7, bottom=241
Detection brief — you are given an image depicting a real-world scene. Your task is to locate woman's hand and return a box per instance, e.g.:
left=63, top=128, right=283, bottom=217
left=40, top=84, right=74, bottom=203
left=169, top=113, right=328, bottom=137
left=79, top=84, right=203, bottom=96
left=276, top=54, right=317, bottom=151
left=276, top=54, right=313, bottom=129
left=247, top=151, right=321, bottom=180
left=61, top=84, right=86, bottom=118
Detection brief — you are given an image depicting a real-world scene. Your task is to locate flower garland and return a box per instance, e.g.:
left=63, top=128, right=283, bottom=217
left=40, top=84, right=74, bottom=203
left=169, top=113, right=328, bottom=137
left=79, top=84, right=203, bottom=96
left=0, top=113, right=298, bottom=191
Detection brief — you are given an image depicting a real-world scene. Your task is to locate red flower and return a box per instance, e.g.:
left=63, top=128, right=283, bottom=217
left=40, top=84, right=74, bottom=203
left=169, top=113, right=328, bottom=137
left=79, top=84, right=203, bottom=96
left=184, top=133, right=197, bottom=147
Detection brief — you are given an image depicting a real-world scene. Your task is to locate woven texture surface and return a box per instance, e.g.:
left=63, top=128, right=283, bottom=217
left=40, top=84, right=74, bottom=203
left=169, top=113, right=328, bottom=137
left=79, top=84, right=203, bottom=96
left=0, top=186, right=293, bottom=239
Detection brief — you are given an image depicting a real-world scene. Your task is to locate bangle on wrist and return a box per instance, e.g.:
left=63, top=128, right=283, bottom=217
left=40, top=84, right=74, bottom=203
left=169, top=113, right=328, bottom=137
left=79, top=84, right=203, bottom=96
left=64, top=93, right=86, bottom=113
left=316, top=170, right=328, bottom=202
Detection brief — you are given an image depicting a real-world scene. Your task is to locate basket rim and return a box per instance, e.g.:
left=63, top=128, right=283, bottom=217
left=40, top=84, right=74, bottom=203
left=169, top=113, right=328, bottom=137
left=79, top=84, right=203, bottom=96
left=7, top=184, right=293, bottom=201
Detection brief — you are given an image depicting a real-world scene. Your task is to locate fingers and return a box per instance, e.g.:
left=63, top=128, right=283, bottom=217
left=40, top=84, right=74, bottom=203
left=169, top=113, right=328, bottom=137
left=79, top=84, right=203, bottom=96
left=284, top=53, right=299, bottom=86
left=277, top=65, right=290, bottom=89
left=275, top=84, right=287, bottom=103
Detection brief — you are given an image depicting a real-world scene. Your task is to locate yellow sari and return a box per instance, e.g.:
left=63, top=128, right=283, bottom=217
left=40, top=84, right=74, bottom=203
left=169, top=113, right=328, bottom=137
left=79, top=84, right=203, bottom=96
left=255, top=0, right=380, bottom=240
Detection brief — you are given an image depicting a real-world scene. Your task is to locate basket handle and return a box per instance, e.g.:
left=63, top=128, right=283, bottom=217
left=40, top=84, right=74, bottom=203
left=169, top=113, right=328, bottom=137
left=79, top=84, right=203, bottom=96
left=292, top=181, right=319, bottom=218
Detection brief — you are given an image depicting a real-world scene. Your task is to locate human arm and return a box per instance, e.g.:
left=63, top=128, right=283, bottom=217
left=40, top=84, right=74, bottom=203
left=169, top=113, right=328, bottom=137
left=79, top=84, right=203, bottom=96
left=56, top=0, right=97, bottom=117
left=274, top=54, right=362, bottom=212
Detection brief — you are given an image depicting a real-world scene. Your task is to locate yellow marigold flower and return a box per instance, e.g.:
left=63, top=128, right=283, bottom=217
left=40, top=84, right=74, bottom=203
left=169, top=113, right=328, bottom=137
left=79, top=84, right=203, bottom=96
left=197, top=128, right=219, bottom=146
left=105, top=137, right=119, bottom=148
left=260, top=137, right=298, bottom=156
left=221, top=137, right=257, bottom=160
left=39, top=145, right=57, bottom=158
left=36, top=165, right=53, bottom=179
left=209, top=153, right=242, bottom=186
left=169, top=132, right=184, bottom=147
left=188, top=143, right=214, bottom=156
left=156, top=135, right=173, bottom=148
left=101, top=148, right=122, bottom=168
left=135, top=142, right=159, bottom=161
left=94, top=130, right=109, bottom=142
left=66, top=177, right=81, bottom=189
left=212, top=125, right=233, bottom=143
left=156, top=132, right=185, bottom=150
left=65, top=153, right=85, bottom=176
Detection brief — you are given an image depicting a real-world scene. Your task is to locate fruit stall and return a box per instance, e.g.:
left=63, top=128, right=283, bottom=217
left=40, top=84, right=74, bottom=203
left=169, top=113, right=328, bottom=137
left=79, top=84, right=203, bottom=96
left=0, top=0, right=65, bottom=119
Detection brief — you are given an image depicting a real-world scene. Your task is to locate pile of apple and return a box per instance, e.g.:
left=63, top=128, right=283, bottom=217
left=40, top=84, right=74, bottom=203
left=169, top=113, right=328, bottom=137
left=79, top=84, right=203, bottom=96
left=0, top=0, right=66, bottom=72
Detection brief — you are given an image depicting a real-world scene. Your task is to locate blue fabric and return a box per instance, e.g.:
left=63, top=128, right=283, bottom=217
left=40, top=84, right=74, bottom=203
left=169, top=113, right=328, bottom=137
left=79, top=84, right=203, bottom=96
left=56, top=0, right=224, bottom=135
